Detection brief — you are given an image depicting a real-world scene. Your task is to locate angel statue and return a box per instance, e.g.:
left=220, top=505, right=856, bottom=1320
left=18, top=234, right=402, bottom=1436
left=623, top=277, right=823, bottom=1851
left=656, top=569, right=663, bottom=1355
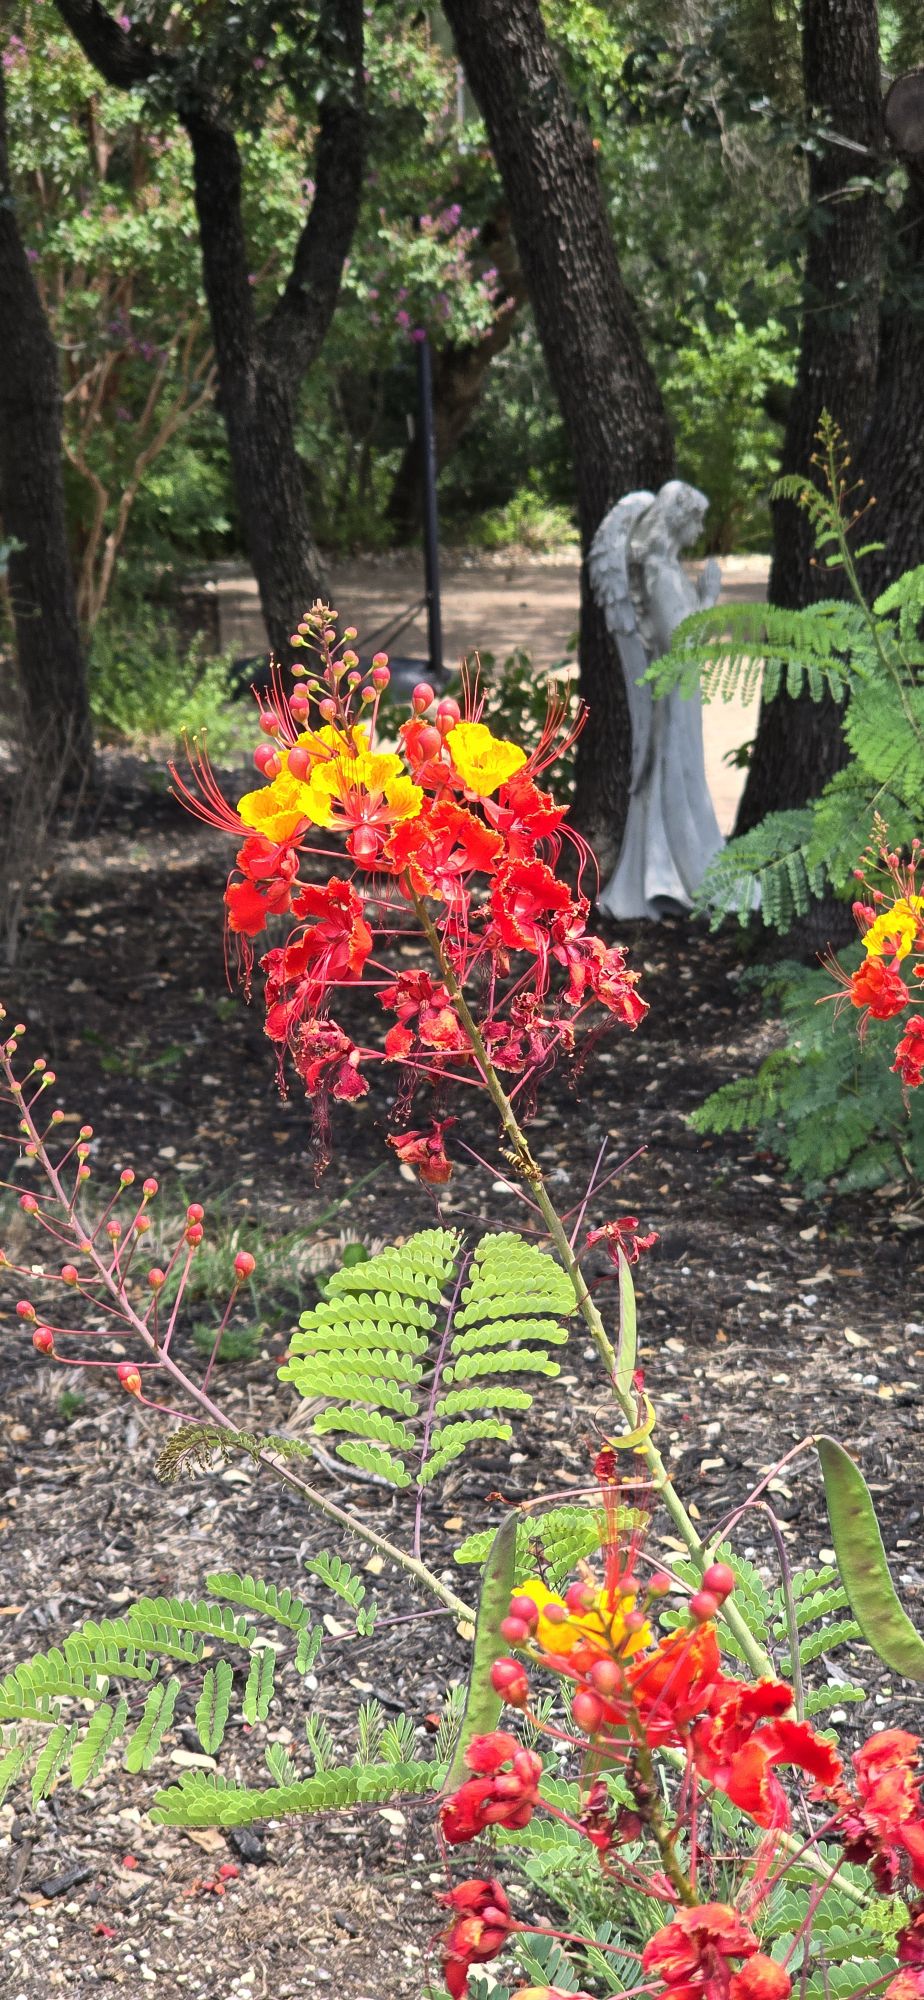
left=588, top=480, right=723, bottom=921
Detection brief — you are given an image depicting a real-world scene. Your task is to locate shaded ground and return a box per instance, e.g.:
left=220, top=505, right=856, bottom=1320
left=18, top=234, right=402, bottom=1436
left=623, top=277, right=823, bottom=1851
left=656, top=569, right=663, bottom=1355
left=0, top=754, right=921, bottom=1999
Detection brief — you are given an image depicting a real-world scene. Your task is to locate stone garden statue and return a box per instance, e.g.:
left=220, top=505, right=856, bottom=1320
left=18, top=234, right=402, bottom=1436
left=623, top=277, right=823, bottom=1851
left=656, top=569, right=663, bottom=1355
left=588, top=480, right=724, bottom=921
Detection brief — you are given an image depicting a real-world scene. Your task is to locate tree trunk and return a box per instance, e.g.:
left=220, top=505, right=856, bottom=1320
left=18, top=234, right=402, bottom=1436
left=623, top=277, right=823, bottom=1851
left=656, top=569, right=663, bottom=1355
left=441, top=0, right=675, bottom=876
left=0, top=65, right=93, bottom=788
left=735, top=0, right=882, bottom=835
left=859, top=160, right=924, bottom=594
left=185, top=111, right=326, bottom=660
left=385, top=206, right=528, bottom=541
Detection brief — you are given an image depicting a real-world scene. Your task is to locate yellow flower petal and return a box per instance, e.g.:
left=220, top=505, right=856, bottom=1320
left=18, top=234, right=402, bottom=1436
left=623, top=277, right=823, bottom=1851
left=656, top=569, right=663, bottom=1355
left=862, top=896, right=923, bottom=962
left=448, top=720, right=527, bottom=797
left=518, top=1577, right=650, bottom=1659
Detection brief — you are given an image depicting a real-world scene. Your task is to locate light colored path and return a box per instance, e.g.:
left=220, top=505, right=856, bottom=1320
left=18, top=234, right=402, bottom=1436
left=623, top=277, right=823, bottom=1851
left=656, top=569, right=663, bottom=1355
left=210, top=549, right=769, bottom=835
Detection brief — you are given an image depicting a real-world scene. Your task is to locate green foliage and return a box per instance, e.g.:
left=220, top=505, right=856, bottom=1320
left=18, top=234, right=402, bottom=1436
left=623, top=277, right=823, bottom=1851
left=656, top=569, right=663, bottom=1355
left=693, top=957, right=924, bottom=1192
left=816, top=1437, right=924, bottom=1680
left=455, top=1502, right=609, bottom=1585
left=88, top=603, right=238, bottom=754
left=281, top=1226, right=575, bottom=1491
left=663, top=308, right=796, bottom=552
left=467, top=492, right=578, bottom=553
left=663, top=1549, right=865, bottom=1710
left=447, top=1514, right=518, bottom=1787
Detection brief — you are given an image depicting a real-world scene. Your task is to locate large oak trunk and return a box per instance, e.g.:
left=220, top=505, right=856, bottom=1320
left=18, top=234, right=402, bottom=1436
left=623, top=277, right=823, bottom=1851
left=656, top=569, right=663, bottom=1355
left=859, top=161, right=924, bottom=595
left=441, top=0, right=675, bottom=876
left=735, top=0, right=882, bottom=836
left=0, top=68, right=92, bottom=789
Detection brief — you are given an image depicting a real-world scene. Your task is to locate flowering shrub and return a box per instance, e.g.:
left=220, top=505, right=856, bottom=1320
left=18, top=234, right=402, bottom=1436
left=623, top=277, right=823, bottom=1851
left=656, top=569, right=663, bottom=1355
left=2, top=604, right=924, bottom=2000
left=837, top=824, right=924, bottom=1088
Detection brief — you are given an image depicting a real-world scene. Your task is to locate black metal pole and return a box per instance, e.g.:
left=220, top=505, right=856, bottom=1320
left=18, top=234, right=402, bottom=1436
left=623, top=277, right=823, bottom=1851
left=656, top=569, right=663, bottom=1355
left=416, top=333, right=443, bottom=680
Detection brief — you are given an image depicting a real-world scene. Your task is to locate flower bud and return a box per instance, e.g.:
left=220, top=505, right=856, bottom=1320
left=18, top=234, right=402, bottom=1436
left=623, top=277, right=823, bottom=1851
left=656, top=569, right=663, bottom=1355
left=79, top=1124, right=93, bottom=1139
left=142, top=1178, right=158, bottom=1199
left=16, top=1299, right=36, bottom=1321
left=287, top=746, right=311, bottom=781
left=107, top=1221, right=121, bottom=1239
left=371, top=651, right=389, bottom=671
left=490, top=1657, right=529, bottom=1709
left=186, top=1223, right=204, bottom=1246
left=500, top=1615, right=530, bottom=1644
left=648, top=1572, right=672, bottom=1597
left=572, top=1688, right=605, bottom=1735
left=234, top=1250, right=256, bottom=1280
left=19, top=1193, right=39, bottom=1213
left=412, top=681, right=434, bottom=712
left=32, top=1326, right=55, bottom=1355
left=258, top=710, right=280, bottom=735
left=117, top=1361, right=142, bottom=1397
left=565, top=1580, right=597, bottom=1614
left=689, top=1589, right=721, bottom=1624
left=507, top=1594, right=539, bottom=1630
left=147, top=1267, right=166, bottom=1290
left=589, top=1657, right=621, bottom=1697
left=417, top=725, right=442, bottom=759
left=253, top=742, right=276, bottom=774
left=318, top=697, right=338, bottom=722
left=186, top=1203, right=204, bottom=1223
left=61, top=1264, right=79, bottom=1286
left=120, top=1168, right=135, bottom=1185
left=702, top=1562, right=735, bottom=1602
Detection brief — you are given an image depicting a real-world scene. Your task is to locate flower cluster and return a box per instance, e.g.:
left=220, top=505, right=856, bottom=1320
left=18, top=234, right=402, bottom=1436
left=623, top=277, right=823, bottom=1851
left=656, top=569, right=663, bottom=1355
left=173, top=604, right=646, bottom=1174
left=836, top=829, right=924, bottom=1086
left=435, top=1466, right=924, bottom=1996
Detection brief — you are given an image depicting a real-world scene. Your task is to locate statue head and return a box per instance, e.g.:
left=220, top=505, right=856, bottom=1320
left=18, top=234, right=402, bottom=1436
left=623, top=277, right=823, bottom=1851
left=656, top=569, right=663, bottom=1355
left=630, top=481, right=709, bottom=562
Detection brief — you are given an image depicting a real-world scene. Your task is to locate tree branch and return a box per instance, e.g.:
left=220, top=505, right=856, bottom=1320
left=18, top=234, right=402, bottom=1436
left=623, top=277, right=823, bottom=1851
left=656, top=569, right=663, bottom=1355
left=51, top=0, right=164, bottom=87
left=263, top=0, right=365, bottom=385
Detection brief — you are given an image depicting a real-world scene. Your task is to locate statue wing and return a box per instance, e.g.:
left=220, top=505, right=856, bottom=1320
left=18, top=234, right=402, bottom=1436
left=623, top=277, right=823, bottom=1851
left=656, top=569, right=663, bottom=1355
left=587, top=492, right=657, bottom=788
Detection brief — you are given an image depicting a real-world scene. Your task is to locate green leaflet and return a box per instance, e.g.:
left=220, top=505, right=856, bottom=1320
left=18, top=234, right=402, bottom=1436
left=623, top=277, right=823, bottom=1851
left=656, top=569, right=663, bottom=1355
left=616, top=1249, right=637, bottom=1399
left=196, top=1660, right=234, bottom=1754
left=446, top=1511, right=518, bottom=1790
left=816, top=1436, right=924, bottom=1681
left=125, top=1678, right=180, bottom=1774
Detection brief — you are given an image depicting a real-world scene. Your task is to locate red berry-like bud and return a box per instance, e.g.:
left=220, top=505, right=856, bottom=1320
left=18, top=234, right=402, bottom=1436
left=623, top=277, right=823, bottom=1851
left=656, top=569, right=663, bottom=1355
left=371, top=664, right=390, bottom=690
left=287, top=746, right=311, bottom=780
left=412, top=681, right=434, bottom=712
left=371, top=652, right=389, bottom=671
left=702, top=1562, right=735, bottom=1602
left=32, top=1326, right=55, bottom=1355
left=589, top=1658, right=621, bottom=1697
left=120, top=1168, right=135, bottom=1185
left=117, top=1362, right=142, bottom=1397
left=436, top=697, right=461, bottom=729
left=253, top=742, right=276, bottom=774
left=143, top=1177, right=158, bottom=1198
left=234, top=1250, right=256, bottom=1280
left=565, top=1581, right=596, bottom=1614
left=186, top=1203, right=204, bottom=1223
left=147, top=1267, right=166, bottom=1290
left=624, top=1610, right=646, bottom=1633
left=61, top=1264, right=79, bottom=1286
left=16, top=1299, right=36, bottom=1320
left=490, top=1658, right=529, bottom=1708
left=417, top=725, right=442, bottom=759
left=507, top=1595, right=539, bottom=1630
left=648, top=1573, right=672, bottom=1597
left=186, top=1223, right=204, bottom=1246
left=572, top=1688, right=605, bottom=1734
left=689, top=1589, right=721, bottom=1624
left=500, top=1615, right=530, bottom=1644
left=543, top=1602, right=569, bottom=1625
left=79, top=1124, right=93, bottom=1139
left=19, top=1193, right=39, bottom=1213
left=258, top=710, right=280, bottom=735
left=318, top=697, right=338, bottom=722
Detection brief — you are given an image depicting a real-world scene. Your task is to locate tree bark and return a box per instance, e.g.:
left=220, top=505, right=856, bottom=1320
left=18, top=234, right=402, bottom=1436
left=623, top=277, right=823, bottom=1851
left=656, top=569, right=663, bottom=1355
left=735, top=0, right=882, bottom=834
left=858, top=158, right=924, bottom=594
left=441, top=0, right=675, bottom=877
left=0, top=65, right=93, bottom=788
left=385, top=206, right=528, bottom=541
left=53, top=0, right=365, bottom=663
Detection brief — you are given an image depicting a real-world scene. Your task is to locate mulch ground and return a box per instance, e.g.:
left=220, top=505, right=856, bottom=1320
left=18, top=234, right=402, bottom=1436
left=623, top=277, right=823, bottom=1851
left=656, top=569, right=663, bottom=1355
left=0, top=753, right=921, bottom=1999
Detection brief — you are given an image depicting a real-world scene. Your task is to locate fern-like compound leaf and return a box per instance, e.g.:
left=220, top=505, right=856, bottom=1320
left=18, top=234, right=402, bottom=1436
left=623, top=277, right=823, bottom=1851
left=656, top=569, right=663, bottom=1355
left=150, top=1761, right=438, bottom=1827
left=196, top=1660, right=234, bottom=1755
left=125, top=1678, right=180, bottom=1774
left=205, top=1572, right=312, bottom=1633
left=70, top=1698, right=129, bottom=1790
left=242, top=1647, right=276, bottom=1725
left=31, top=1721, right=79, bottom=1805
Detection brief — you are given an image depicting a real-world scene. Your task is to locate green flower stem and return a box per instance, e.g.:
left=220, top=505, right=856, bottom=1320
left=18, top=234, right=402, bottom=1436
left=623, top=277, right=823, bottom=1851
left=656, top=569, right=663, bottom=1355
left=411, top=888, right=773, bottom=1680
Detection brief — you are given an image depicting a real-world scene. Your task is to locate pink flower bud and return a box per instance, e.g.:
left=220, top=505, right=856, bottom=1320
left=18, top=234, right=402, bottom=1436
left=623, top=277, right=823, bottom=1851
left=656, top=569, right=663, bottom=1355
left=565, top=1580, right=596, bottom=1614
left=689, top=1589, right=721, bottom=1624
left=61, top=1264, right=79, bottom=1286
left=417, top=725, right=442, bottom=759
left=490, top=1657, right=529, bottom=1708
left=107, top=1221, right=121, bottom=1239
left=702, top=1562, right=735, bottom=1603
left=500, top=1615, right=530, bottom=1644
left=19, top=1193, right=38, bottom=1213
left=412, top=681, right=434, bottom=712
left=16, top=1299, right=36, bottom=1320
left=120, top=1168, right=135, bottom=1185
left=117, top=1361, right=142, bottom=1397
left=371, top=663, right=390, bottom=689
left=589, top=1658, right=621, bottom=1696
left=32, top=1326, right=55, bottom=1355
left=572, top=1688, right=604, bottom=1734
left=507, top=1594, right=539, bottom=1630
left=285, top=748, right=310, bottom=782
left=186, top=1223, right=204, bottom=1246
left=142, top=1178, right=158, bottom=1199
left=318, top=697, right=338, bottom=722
left=253, top=742, right=276, bottom=774
left=258, top=710, right=280, bottom=735
left=234, top=1250, right=256, bottom=1281
left=147, top=1267, right=166, bottom=1290
left=79, top=1124, right=93, bottom=1139
left=436, top=697, right=461, bottom=732
left=186, top=1203, right=204, bottom=1223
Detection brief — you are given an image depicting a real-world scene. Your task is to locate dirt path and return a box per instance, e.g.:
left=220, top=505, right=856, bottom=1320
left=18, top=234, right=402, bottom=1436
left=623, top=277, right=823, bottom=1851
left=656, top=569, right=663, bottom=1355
left=209, top=549, right=768, bottom=835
